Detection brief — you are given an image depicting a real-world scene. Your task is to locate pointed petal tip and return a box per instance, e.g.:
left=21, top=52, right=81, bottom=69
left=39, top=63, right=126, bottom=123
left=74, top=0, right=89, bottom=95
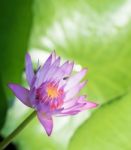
left=45, top=120, right=53, bottom=136
left=82, top=68, right=88, bottom=73
left=46, top=130, right=52, bottom=136
left=51, top=50, right=56, bottom=58
left=8, top=83, right=32, bottom=107
left=86, top=101, right=99, bottom=109
left=8, top=83, right=12, bottom=88
left=8, top=83, right=17, bottom=90
left=69, top=61, right=74, bottom=67
left=83, top=80, right=88, bottom=85
left=25, top=53, right=32, bottom=66
left=25, top=52, right=31, bottom=60
left=43, top=120, right=53, bottom=136
left=70, top=61, right=74, bottom=67
left=37, top=112, right=53, bottom=136
left=8, top=83, right=13, bottom=91
left=69, top=60, right=74, bottom=64
left=94, top=103, right=99, bottom=107
left=26, top=52, right=30, bottom=56
left=78, top=80, right=87, bottom=90
left=52, top=49, right=56, bottom=54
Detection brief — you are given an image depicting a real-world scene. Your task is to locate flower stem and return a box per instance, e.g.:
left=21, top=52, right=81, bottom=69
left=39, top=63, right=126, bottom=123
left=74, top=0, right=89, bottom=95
left=0, top=110, right=36, bottom=150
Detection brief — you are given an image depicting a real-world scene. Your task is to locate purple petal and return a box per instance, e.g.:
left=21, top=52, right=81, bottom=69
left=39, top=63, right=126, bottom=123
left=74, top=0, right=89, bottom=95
left=25, top=53, right=34, bottom=86
left=8, top=84, right=32, bottom=107
left=64, top=68, right=87, bottom=91
left=35, top=101, right=50, bottom=113
left=51, top=50, right=57, bottom=63
left=46, top=60, right=73, bottom=84
left=35, top=52, right=53, bottom=87
left=60, top=61, right=74, bottom=75
left=44, top=57, right=61, bottom=81
left=35, top=52, right=59, bottom=87
left=64, top=81, right=87, bottom=101
left=48, top=62, right=69, bottom=82
left=53, top=61, right=70, bottom=81
left=57, top=61, right=74, bottom=88
left=28, top=87, right=37, bottom=107
left=37, top=112, right=53, bottom=136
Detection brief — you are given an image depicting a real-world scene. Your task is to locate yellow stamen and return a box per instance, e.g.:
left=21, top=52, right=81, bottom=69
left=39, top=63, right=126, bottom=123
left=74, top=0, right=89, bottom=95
left=46, top=84, right=58, bottom=99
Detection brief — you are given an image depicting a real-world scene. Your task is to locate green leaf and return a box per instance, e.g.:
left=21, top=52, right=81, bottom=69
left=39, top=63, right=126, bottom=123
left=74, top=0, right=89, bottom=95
left=68, top=92, right=131, bottom=150
left=0, top=78, right=7, bottom=130
left=0, top=0, right=33, bottom=130
left=30, top=0, right=131, bottom=102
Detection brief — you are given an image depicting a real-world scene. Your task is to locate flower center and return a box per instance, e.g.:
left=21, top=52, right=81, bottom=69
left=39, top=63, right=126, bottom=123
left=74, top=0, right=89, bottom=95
left=36, top=82, right=64, bottom=110
left=46, top=83, right=59, bottom=99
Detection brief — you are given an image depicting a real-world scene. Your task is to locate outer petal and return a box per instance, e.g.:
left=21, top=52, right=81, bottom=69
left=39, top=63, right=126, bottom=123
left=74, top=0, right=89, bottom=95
left=62, top=101, right=98, bottom=113
left=63, top=95, right=86, bottom=108
left=25, top=53, right=34, bottom=86
left=57, top=110, right=80, bottom=116
left=64, top=81, right=87, bottom=101
left=37, top=112, right=53, bottom=136
left=60, top=97, right=98, bottom=116
left=64, top=68, right=87, bottom=91
left=8, top=84, right=32, bottom=107
left=80, top=101, right=98, bottom=110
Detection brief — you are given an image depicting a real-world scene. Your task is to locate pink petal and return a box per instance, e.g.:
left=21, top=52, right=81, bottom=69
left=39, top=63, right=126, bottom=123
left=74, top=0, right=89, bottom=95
left=62, top=101, right=98, bottom=115
left=80, top=101, right=98, bottom=110
left=25, top=53, right=34, bottom=86
left=63, top=95, right=86, bottom=108
left=64, top=68, right=87, bottom=91
left=60, top=96, right=98, bottom=116
left=63, top=103, right=85, bottom=112
left=37, top=112, right=53, bottom=136
left=57, top=110, right=80, bottom=116
left=8, top=84, right=32, bottom=107
left=57, top=102, right=97, bottom=116
left=64, top=81, right=87, bottom=101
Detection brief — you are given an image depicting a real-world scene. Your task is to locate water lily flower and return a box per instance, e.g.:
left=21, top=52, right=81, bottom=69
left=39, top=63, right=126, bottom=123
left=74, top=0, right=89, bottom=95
left=9, top=51, right=98, bottom=136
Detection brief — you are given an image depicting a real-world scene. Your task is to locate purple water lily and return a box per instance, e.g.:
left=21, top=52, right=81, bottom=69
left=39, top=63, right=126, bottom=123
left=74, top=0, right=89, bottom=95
left=9, top=51, right=98, bottom=136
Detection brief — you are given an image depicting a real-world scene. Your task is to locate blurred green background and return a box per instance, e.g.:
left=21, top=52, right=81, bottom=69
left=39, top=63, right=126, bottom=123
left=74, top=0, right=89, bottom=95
left=0, top=0, right=131, bottom=149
